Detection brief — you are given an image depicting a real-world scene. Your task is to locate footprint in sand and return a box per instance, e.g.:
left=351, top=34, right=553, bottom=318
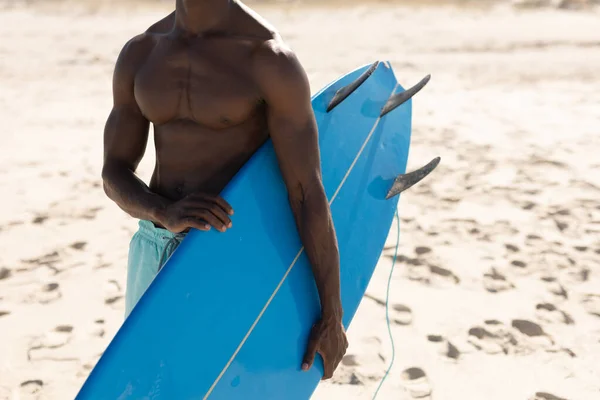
left=512, top=318, right=575, bottom=357
left=510, top=259, right=528, bottom=270
left=406, top=263, right=460, bottom=286
left=388, top=254, right=423, bottom=266
left=525, top=233, right=544, bottom=247
left=505, top=243, right=520, bottom=253
left=392, top=304, right=413, bottom=326
left=94, top=253, right=111, bottom=270
left=342, top=354, right=360, bottom=367
left=561, top=266, right=590, bottom=284
left=27, top=325, right=75, bottom=362
left=530, top=392, right=568, bottom=400
left=331, top=347, right=388, bottom=386
left=467, top=321, right=514, bottom=355
left=535, top=303, right=574, bottom=324
left=511, top=319, right=555, bottom=348
left=55, top=325, right=73, bottom=333
left=427, top=334, right=460, bottom=360
left=541, top=251, right=576, bottom=270
left=79, top=207, right=103, bottom=220
left=0, top=267, right=11, bottom=280
left=27, top=332, right=69, bottom=358
left=400, top=367, right=432, bottom=399
left=31, top=214, right=49, bottom=225
left=512, top=319, right=545, bottom=337
left=26, top=282, right=62, bottom=305
left=553, top=219, right=569, bottom=233
left=20, top=380, right=44, bottom=396
left=483, top=268, right=514, bottom=293
left=331, top=367, right=364, bottom=386
left=104, top=279, right=124, bottom=308
left=37, top=282, right=62, bottom=304
left=549, top=284, right=569, bottom=300
left=331, top=369, right=365, bottom=386
left=70, top=241, right=87, bottom=251
left=581, top=294, right=600, bottom=318
left=521, top=201, right=536, bottom=211
left=364, top=294, right=414, bottom=326
left=466, top=319, right=556, bottom=355
left=105, top=295, right=123, bottom=306
left=429, top=265, right=460, bottom=283
left=88, top=319, right=106, bottom=338
left=541, top=277, right=569, bottom=300
left=22, top=251, right=61, bottom=274
left=78, top=361, right=96, bottom=378
left=414, top=246, right=432, bottom=256
left=330, top=355, right=366, bottom=386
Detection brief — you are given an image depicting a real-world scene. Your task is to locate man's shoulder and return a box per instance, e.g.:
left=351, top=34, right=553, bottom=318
left=232, top=3, right=305, bottom=85
left=119, top=33, right=156, bottom=61
left=252, top=38, right=305, bottom=84
left=146, top=11, right=175, bottom=34
left=115, top=32, right=157, bottom=73
left=232, top=0, right=278, bottom=40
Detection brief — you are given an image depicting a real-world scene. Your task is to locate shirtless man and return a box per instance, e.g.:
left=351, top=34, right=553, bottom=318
left=101, top=0, right=347, bottom=379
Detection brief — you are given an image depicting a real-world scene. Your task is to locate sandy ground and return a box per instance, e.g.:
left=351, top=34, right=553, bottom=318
left=1, top=1, right=599, bottom=399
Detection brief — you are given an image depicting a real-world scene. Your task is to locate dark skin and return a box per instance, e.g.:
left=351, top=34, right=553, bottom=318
left=101, top=0, right=347, bottom=379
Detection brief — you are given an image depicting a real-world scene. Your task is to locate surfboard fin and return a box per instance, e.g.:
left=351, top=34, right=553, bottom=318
left=326, top=61, right=380, bottom=112
left=385, top=156, right=441, bottom=199
left=380, top=74, right=431, bottom=117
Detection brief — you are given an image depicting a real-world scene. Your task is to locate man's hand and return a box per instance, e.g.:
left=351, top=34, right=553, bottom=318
left=302, top=316, right=348, bottom=380
left=157, top=193, right=233, bottom=233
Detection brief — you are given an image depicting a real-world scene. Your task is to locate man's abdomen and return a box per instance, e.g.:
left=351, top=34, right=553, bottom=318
left=149, top=116, right=268, bottom=201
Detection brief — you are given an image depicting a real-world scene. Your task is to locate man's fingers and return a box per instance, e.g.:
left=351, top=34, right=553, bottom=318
left=189, top=211, right=229, bottom=232
left=189, top=193, right=234, bottom=215
left=302, top=336, right=319, bottom=371
left=300, top=320, right=347, bottom=380
left=185, top=203, right=232, bottom=227
left=184, top=218, right=211, bottom=231
left=321, top=348, right=347, bottom=380
left=321, top=364, right=334, bottom=380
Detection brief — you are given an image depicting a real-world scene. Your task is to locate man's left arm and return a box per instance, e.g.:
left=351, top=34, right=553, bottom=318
left=253, top=41, right=347, bottom=380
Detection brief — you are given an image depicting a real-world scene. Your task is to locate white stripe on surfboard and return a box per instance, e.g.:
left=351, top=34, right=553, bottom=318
left=203, top=82, right=401, bottom=399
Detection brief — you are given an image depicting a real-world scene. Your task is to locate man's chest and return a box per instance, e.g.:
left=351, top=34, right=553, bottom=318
left=134, top=40, right=262, bottom=128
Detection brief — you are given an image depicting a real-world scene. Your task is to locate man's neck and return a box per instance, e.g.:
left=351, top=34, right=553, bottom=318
left=174, top=0, right=232, bottom=36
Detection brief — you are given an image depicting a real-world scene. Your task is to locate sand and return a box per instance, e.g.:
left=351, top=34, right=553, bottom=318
left=0, top=1, right=599, bottom=399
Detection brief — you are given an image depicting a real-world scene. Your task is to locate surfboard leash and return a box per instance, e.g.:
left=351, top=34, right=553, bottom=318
left=372, top=208, right=400, bottom=399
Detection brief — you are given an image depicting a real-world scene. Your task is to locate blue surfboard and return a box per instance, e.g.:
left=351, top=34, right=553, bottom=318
left=77, top=61, right=439, bottom=399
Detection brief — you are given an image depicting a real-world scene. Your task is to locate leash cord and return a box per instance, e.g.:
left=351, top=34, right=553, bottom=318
left=372, top=209, right=400, bottom=399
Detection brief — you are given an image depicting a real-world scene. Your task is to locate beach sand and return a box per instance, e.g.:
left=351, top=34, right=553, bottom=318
left=0, top=1, right=599, bottom=399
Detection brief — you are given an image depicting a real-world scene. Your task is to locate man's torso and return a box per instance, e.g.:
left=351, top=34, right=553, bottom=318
left=131, top=6, right=277, bottom=201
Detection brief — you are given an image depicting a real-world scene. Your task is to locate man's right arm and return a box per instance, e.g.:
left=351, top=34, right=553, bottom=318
left=101, top=36, right=170, bottom=223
